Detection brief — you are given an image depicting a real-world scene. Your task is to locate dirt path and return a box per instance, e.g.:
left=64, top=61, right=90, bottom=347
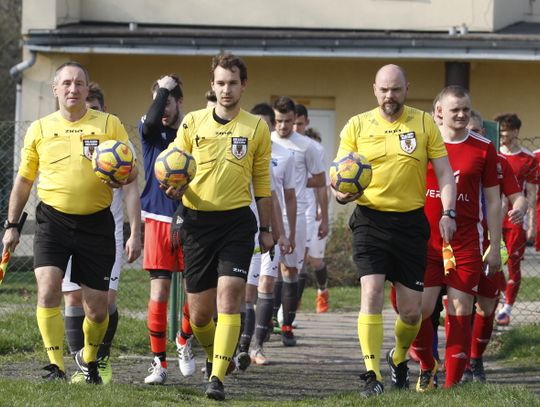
left=2, top=309, right=539, bottom=399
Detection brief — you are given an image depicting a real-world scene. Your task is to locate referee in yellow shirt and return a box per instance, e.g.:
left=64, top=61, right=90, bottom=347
left=2, top=62, right=137, bottom=384
left=333, top=64, right=456, bottom=397
left=165, top=53, right=272, bottom=401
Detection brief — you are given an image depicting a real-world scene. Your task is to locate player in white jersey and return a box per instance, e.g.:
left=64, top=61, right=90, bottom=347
left=244, top=104, right=297, bottom=362
left=271, top=96, right=326, bottom=346
left=294, top=105, right=331, bottom=314
left=62, top=84, right=142, bottom=384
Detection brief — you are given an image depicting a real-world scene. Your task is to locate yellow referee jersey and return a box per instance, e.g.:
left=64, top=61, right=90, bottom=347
left=336, top=105, right=447, bottom=212
left=174, top=108, right=271, bottom=211
left=18, top=109, right=130, bottom=215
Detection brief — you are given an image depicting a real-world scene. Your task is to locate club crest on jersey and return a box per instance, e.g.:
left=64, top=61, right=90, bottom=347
left=82, top=139, right=99, bottom=160
left=399, top=132, right=417, bottom=154
left=231, top=137, right=248, bottom=159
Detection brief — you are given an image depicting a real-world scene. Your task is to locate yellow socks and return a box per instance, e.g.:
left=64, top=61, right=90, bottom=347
left=357, top=313, right=383, bottom=381
left=393, top=316, right=421, bottom=365
left=82, top=315, right=109, bottom=363
left=212, top=313, right=240, bottom=381
left=191, top=319, right=216, bottom=363
left=36, top=306, right=65, bottom=371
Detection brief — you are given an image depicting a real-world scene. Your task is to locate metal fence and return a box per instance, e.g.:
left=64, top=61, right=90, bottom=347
left=0, top=121, right=539, bottom=327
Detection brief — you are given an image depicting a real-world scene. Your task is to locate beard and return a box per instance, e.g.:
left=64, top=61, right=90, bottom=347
left=382, top=100, right=402, bottom=116
left=164, top=109, right=179, bottom=128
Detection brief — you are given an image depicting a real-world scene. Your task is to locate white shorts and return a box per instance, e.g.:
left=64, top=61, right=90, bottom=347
left=260, top=250, right=279, bottom=279
left=62, top=240, right=123, bottom=292
left=306, top=218, right=327, bottom=259
left=282, top=212, right=306, bottom=270
left=247, top=252, right=262, bottom=287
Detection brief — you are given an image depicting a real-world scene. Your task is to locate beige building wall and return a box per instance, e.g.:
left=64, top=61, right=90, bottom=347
left=23, top=0, right=532, bottom=33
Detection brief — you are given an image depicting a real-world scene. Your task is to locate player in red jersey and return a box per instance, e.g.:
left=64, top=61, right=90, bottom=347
left=412, top=86, right=501, bottom=391
left=462, top=111, right=527, bottom=382
left=494, top=113, right=538, bottom=326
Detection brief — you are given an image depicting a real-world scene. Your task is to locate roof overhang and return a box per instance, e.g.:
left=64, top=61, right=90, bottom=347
left=24, top=22, right=540, bottom=61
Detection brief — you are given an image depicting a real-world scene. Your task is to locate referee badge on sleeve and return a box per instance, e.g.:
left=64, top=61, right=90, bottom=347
left=399, top=132, right=417, bottom=154
left=231, top=137, right=248, bottom=159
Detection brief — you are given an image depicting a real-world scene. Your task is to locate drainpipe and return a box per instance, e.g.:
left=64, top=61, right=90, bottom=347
left=8, top=51, right=36, bottom=178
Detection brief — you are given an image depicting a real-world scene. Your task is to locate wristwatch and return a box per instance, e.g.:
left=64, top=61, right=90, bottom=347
left=3, top=220, right=19, bottom=230
left=259, top=226, right=272, bottom=233
left=442, top=209, right=457, bottom=220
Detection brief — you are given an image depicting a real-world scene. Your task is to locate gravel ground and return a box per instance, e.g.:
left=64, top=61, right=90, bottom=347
left=1, top=309, right=539, bottom=399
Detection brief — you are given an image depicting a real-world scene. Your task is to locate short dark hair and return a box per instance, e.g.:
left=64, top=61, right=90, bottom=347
left=470, top=110, right=483, bottom=123
left=273, top=96, right=296, bottom=114
left=436, top=85, right=470, bottom=103
left=87, top=82, right=105, bottom=109
left=295, top=104, right=308, bottom=118
left=151, top=74, right=183, bottom=101
left=54, top=61, right=90, bottom=85
left=211, top=53, right=248, bottom=83
left=494, top=112, right=522, bottom=130
left=250, top=103, right=275, bottom=125
left=205, top=89, right=217, bottom=103
left=305, top=127, right=321, bottom=143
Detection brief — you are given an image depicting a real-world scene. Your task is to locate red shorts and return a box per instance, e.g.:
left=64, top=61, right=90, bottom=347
left=476, top=271, right=505, bottom=299
left=143, top=218, right=184, bottom=272
left=424, top=252, right=482, bottom=295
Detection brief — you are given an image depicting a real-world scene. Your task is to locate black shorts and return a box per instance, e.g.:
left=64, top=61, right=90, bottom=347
left=34, top=202, right=115, bottom=291
left=349, top=205, right=430, bottom=292
left=179, top=206, right=257, bottom=293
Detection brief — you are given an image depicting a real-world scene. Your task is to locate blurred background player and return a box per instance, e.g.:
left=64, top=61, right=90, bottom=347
left=247, top=103, right=295, bottom=365
left=413, top=86, right=501, bottom=391
left=462, top=111, right=527, bottom=382
left=494, top=113, right=538, bottom=326
left=138, top=74, right=194, bottom=384
left=205, top=89, right=217, bottom=108
left=63, top=82, right=142, bottom=384
left=294, top=104, right=330, bottom=314
left=2, top=61, right=137, bottom=384
left=272, top=96, right=326, bottom=346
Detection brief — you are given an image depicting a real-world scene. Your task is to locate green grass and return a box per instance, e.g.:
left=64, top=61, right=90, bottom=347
left=517, top=276, right=540, bottom=301
left=0, top=379, right=535, bottom=407
left=490, top=323, right=540, bottom=365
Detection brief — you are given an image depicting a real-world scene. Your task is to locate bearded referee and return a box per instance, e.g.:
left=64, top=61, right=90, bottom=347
left=333, top=64, right=456, bottom=397
left=2, top=62, right=137, bottom=384
left=165, top=53, right=272, bottom=401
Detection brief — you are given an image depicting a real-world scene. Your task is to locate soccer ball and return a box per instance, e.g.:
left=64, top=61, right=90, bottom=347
left=92, top=140, right=134, bottom=183
left=154, top=146, right=197, bottom=188
left=329, top=152, right=372, bottom=194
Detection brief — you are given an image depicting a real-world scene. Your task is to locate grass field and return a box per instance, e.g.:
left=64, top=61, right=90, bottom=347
left=0, top=377, right=536, bottom=406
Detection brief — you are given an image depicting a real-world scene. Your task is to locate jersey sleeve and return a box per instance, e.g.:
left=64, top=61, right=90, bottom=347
left=525, top=155, right=539, bottom=185
left=17, top=120, right=40, bottom=181
left=482, top=142, right=500, bottom=188
left=173, top=114, right=194, bottom=154
left=425, top=114, right=447, bottom=160
left=498, top=155, right=521, bottom=197
left=335, top=117, right=359, bottom=160
left=305, top=141, right=325, bottom=175
left=252, top=120, right=272, bottom=198
left=283, top=153, right=296, bottom=190
left=108, top=114, right=130, bottom=144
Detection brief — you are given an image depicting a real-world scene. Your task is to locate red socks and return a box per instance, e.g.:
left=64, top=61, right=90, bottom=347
left=471, top=312, right=494, bottom=359
left=411, top=318, right=435, bottom=371
left=147, top=300, right=168, bottom=367
left=444, top=314, right=472, bottom=388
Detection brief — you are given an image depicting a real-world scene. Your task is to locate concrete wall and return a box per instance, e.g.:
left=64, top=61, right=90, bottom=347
left=23, top=0, right=530, bottom=33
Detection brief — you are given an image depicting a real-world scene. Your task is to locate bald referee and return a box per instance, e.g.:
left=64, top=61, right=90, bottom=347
left=333, top=64, right=456, bottom=397
left=166, top=53, right=272, bottom=401
left=2, top=62, right=137, bottom=384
